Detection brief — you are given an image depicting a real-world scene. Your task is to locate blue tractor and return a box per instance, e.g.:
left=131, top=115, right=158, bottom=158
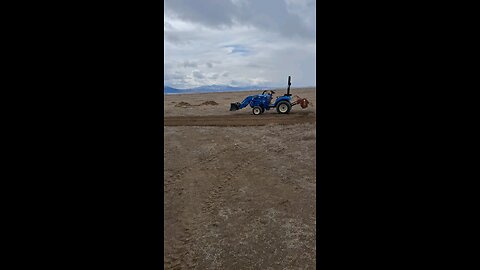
left=230, top=76, right=297, bottom=115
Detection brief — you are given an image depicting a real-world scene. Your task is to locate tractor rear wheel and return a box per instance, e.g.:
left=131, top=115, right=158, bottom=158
left=261, top=107, right=265, bottom=114
left=276, top=101, right=291, bottom=114
left=252, top=106, right=262, bottom=115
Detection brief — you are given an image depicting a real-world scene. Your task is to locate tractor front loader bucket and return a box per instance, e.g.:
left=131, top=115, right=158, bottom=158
left=230, top=102, right=240, bottom=111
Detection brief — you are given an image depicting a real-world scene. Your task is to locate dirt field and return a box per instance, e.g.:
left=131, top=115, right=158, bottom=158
left=164, top=111, right=316, bottom=126
left=164, top=88, right=316, bottom=269
left=164, top=88, right=316, bottom=117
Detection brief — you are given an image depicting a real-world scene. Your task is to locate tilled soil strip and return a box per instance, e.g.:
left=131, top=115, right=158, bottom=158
left=164, top=113, right=316, bottom=126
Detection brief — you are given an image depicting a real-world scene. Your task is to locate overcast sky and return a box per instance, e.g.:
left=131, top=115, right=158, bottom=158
left=164, top=0, right=316, bottom=89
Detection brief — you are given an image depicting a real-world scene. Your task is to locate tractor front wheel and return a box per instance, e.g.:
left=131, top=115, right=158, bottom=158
left=276, top=101, right=291, bottom=114
left=252, top=106, right=262, bottom=115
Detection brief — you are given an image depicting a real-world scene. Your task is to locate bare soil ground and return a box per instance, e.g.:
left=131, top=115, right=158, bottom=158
left=164, top=111, right=315, bottom=126
left=164, top=88, right=316, bottom=269
left=164, top=88, right=316, bottom=117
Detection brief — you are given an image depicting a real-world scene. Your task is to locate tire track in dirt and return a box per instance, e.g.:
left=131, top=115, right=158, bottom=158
left=164, top=158, right=197, bottom=270
left=164, top=112, right=316, bottom=126
left=165, top=141, right=254, bottom=269
left=201, top=157, right=251, bottom=215
left=165, top=144, right=237, bottom=269
left=164, top=161, right=200, bottom=269
left=164, top=145, right=230, bottom=195
left=164, top=118, right=317, bottom=268
left=189, top=151, right=253, bottom=269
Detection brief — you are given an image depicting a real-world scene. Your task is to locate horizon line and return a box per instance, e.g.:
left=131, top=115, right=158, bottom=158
left=164, top=85, right=317, bottom=90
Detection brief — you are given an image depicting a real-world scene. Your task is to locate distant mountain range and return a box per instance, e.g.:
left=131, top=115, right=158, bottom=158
left=164, top=85, right=275, bottom=94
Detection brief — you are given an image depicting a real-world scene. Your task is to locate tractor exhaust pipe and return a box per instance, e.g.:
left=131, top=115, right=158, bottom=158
left=285, top=75, right=292, bottom=96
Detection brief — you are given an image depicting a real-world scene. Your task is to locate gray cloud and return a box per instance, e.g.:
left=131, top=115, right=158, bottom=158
left=230, top=80, right=241, bottom=86
left=164, top=31, right=191, bottom=45
left=192, top=70, right=204, bottom=79
left=164, top=0, right=315, bottom=89
left=182, top=61, right=198, bottom=68
left=164, top=0, right=315, bottom=40
left=165, top=0, right=237, bottom=29
left=164, top=21, right=174, bottom=30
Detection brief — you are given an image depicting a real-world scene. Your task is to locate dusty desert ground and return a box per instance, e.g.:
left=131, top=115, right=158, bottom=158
left=164, top=88, right=316, bottom=269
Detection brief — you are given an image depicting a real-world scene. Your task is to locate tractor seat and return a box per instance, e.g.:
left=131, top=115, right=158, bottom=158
left=270, top=97, right=278, bottom=105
